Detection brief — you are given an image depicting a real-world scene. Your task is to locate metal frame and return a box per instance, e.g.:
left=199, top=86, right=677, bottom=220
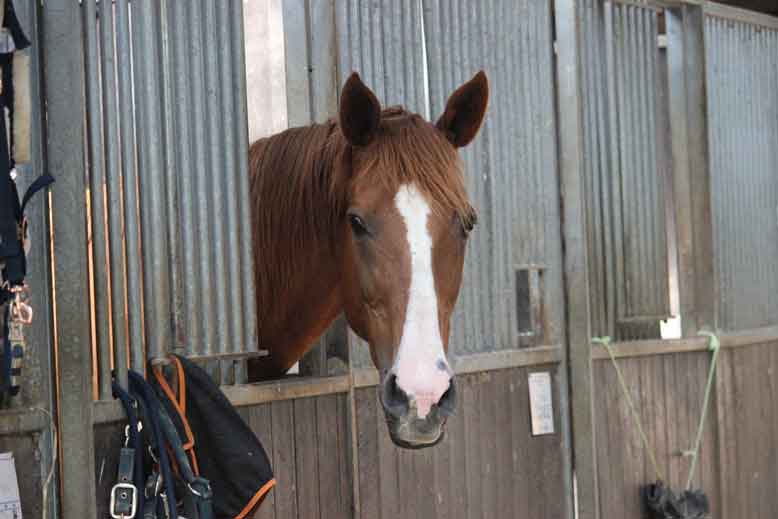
left=42, top=2, right=97, bottom=518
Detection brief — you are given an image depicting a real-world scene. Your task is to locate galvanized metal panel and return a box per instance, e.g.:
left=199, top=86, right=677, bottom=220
left=334, top=0, right=430, bottom=366
left=424, top=0, right=564, bottom=355
left=705, top=14, right=778, bottom=331
left=82, top=1, right=259, bottom=390
left=580, top=0, right=671, bottom=338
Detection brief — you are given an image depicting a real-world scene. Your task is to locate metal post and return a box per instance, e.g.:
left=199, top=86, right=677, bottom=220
left=683, top=5, right=716, bottom=331
left=554, top=1, right=598, bottom=518
left=42, top=2, right=97, bottom=517
left=13, top=2, right=58, bottom=516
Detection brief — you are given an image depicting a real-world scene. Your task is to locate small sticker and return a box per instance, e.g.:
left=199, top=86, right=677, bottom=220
left=0, top=452, right=22, bottom=519
left=528, top=372, right=555, bottom=436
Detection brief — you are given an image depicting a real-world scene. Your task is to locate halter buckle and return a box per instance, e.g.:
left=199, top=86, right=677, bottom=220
left=109, top=482, right=138, bottom=519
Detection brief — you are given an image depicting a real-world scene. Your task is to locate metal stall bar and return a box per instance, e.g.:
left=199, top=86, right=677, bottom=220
left=216, top=4, right=243, bottom=384
left=189, top=1, right=216, bottom=358
left=202, top=0, right=230, bottom=371
left=115, top=0, right=144, bottom=374
left=169, top=1, right=201, bottom=356
left=555, top=0, right=598, bottom=517
left=159, top=0, right=184, bottom=356
left=132, top=0, right=173, bottom=361
left=83, top=0, right=112, bottom=400
left=99, top=0, right=129, bottom=384
left=230, top=0, right=260, bottom=383
left=42, top=1, right=97, bottom=516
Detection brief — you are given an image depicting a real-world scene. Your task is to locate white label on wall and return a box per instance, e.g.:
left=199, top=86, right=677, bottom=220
left=0, top=452, right=22, bottom=519
left=528, top=372, right=555, bottom=436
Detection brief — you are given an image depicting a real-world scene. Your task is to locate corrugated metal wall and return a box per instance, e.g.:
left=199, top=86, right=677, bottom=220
left=311, top=0, right=564, bottom=363
left=705, top=14, right=778, bottom=331
left=424, top=0, right=565, bottom=354
left=83, top=0, right=257, bottom=396
left=579, top=0, right=671, bottom=338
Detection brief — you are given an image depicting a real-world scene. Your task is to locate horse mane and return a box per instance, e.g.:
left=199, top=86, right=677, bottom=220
left=248, top=107, right=475, bottom=326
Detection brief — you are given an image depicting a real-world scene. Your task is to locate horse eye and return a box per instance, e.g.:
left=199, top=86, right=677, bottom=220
left=349, top=214, right=370, bottom=237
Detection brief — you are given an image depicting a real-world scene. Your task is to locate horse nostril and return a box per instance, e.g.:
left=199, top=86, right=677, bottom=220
left=436, top=378, right=457, bottom=418
left=381, top=373, right=410, bottom=418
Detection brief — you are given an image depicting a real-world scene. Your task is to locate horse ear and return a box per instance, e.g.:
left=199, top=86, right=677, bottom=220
left=435, top=71, right=489, bottom=148
left=339, top=73, right=381, bottom=147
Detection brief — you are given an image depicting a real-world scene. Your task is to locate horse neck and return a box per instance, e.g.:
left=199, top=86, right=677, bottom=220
left=249, top=123, right=348, bottom=377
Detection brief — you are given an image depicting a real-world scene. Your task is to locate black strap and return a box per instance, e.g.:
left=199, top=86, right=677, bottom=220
left=112, top=379, right=145, bottom=515
left=110, top=447, right=138, bottom=519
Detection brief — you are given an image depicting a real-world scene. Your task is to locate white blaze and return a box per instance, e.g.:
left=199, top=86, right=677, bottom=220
left=392, top=184, right=452, bottom=419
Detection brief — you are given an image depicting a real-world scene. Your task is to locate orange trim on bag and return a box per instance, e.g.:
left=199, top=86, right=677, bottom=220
left=153, top=359, right=196, bottom=454
left=234, top=479, right=276, bottom=519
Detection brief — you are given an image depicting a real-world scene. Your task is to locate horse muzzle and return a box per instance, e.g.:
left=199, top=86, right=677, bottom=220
left=380, top=373, right=457, bottom=449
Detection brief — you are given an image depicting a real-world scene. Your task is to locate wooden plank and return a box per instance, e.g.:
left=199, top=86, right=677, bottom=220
left=316, top=395, right=342, bottom=519
left=335, top=393, right=354, bottom=516
left=432, top=409, right=452, bottom=519
left=355, top=388, right=380, bottom=519
left=249, top=404, right=275, bottom=519
left=294, top=397, right=320, bottom=519
left=478, top=372, right=497, bottom=519
left=351, top=346, right=563, bottom=388
left=462, top=375, right=481, bottom=519
left=448, top=372, right=468, bottom=519
left=715, top=349, right=734, bottom=519
left=271, top=400, right=298, bottom=518
left=376, top=396, right=399, bottom=519
left=510, top=368, right=530, bottom=519
left=493, top=369, right=513, bottom=518
left=221, top=375, right=351, bottom=406
left=413, top=439, right=436, bottom=519
left=396, top=445, right=417, bottom=519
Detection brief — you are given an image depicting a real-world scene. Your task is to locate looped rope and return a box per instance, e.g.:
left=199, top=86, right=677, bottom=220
left=592, top=336, right=665, bottom=482
left=683, top=330, right=721, bottom=491
left=594, top=331, right=722, bottom=492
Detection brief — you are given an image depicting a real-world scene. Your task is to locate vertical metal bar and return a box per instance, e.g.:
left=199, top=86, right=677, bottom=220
left=83, top=1, right=112, bottom=399
left=159, top=0, right=184, bottom=356
left=231, top=0, right=260, bottom=365
left=216, top=3, right=241, bottom=385
left=201, top=0, right=229, bottom=384
left=42, top=2, right=97, bottom=516
left=189, top=0, right=215, bottom=358
left=170, top=0, right=201, bottom=356
left=12, top=2, right=59, bottom=513
left=684, top=5, right=716, bottom=330
left=115, top=0, right=144, bottom=375
left=554, top=0, right=597, bottom=517
left=99, top=0, right=129, bottom=389
left=666, top=8, right=696, bottom=337
left=132, top=0, right=173, bottom=360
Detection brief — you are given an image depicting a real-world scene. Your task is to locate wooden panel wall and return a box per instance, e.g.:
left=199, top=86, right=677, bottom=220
left=94, top=393, right=353, bottom=519
left=715, top=343, right=778, bottom=519
left=354, top=365, right=566, bottom=519
left=593, top=343, right=778, bottom=518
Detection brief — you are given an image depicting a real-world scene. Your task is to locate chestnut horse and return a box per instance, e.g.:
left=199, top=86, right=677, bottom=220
left=246, top=72, right=489, bottom=448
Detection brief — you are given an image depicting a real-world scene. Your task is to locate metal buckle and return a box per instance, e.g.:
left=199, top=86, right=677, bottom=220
left=109, top=482, right=138, bottom=519
left=9, top=286, right=32, bottom=325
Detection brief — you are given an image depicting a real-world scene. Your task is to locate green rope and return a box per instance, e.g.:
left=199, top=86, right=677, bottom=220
left=593, top=336, right=665, bottom=482
left=684, top=330, right=721, bottom=491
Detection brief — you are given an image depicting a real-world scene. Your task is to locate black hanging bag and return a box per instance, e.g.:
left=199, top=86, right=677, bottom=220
left=151, top=355, right=275, bottom=519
